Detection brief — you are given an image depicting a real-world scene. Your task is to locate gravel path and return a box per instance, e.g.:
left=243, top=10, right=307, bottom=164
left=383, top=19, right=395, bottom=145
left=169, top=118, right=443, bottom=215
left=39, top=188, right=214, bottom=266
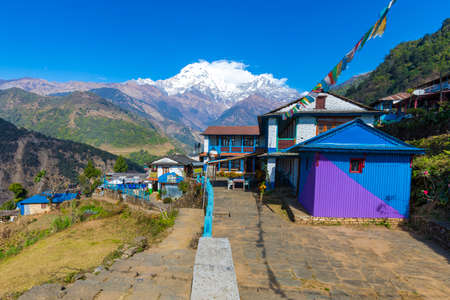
left=213, top=187, right=450, bottom=299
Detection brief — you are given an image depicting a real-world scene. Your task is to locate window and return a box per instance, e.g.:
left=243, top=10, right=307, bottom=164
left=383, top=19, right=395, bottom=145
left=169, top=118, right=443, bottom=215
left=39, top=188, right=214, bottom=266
left=316, top=117, right=354, bottom=135
left=279, top=120, right=295, bottom=138
left=41, top=204, right=47, bottom=209
left=209, top=136, right=217, bottom=146
left=350, top=158, right=365, bottom=173
left=231, top=136, right=240, bottom=146
left=243, top=136, right=254, bottom=146
left=222, top=136, right=232, bottom=146
left=315, top=96, right=326, bottom=109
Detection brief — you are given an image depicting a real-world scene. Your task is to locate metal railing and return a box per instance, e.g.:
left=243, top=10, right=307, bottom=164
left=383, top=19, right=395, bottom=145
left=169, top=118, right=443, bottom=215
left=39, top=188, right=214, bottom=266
left=197, top=175, right=214, bottom=237
left=102, top=183, right=152, bottom=201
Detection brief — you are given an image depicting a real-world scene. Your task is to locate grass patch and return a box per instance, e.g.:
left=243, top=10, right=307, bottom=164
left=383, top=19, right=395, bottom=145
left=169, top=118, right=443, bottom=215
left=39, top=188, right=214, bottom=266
left=0, top=199, right=177, bottom=298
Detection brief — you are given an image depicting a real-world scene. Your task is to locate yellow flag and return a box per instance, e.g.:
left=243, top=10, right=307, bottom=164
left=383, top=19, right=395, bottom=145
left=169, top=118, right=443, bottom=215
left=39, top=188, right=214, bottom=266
left=373, top=16, right=387, bottom=38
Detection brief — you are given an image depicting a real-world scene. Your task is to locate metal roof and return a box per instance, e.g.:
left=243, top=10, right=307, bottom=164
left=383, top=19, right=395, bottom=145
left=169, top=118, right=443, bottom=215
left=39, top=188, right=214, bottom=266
left=18, top=192, right=78, bottom=204
left=379, top=92, right=411, bottom=101
left=151, top=155, right=201, bottom=166
left=201, top=126, right=260, bottom=136
left=283, top=119, right=424, bottom=154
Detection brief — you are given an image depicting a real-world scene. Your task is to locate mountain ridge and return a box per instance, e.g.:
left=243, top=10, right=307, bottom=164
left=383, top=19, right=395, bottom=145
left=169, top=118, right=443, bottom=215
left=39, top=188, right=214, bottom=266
left=0, top=88, right=172, bottom=155
left=0, top=117, right=142, bottom=204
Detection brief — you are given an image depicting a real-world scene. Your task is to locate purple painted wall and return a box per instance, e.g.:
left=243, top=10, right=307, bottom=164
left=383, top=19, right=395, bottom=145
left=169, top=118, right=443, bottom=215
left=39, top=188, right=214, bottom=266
left=298, top=153, right=408, bottom=218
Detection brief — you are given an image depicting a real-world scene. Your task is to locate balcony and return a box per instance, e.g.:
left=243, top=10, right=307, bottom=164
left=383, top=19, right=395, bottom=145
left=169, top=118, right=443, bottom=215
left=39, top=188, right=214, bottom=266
left=211, top=145, right=255, bottom=154
left=277, top=138, right=296, bottom=150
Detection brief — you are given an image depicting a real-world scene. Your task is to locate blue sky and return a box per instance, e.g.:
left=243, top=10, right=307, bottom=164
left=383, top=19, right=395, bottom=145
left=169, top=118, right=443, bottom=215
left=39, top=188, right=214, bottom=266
left=0, top=0, right=448, bottom=91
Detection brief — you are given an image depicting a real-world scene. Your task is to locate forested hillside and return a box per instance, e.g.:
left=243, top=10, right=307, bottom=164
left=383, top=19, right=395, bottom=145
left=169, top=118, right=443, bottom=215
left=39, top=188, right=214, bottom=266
left=0, top=118, right=142, bottom=204
left=342, top=18, right=450, bottom=104
left=0, top=88, right=171, bottom=154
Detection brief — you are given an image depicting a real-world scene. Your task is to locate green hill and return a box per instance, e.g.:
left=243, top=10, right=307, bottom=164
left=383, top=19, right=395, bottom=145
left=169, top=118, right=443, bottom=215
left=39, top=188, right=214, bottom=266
left=342, top=18, right=450, bottom=104
left=0, top=117, right=143, bottom=204
left=0, top=88, right=171, bottom=152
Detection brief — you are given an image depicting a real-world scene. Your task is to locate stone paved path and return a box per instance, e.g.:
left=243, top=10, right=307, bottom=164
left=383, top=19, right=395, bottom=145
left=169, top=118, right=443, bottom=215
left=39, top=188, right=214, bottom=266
left=213, top=187, right=450, bottom=300
left=19, top=208, right=203, bottom=300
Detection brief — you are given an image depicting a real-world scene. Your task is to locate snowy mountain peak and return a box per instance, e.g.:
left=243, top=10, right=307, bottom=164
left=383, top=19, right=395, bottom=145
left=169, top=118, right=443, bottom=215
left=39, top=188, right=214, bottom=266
left=135, top=60, right=300, bottom=106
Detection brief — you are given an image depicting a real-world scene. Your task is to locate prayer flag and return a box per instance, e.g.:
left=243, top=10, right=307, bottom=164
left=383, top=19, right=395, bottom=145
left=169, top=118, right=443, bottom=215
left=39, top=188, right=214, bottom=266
left=359, top=27, right=373, bottom=51
left=373, top=16, right=387, bottom=37
left=305, top=95, right=315, bottom=103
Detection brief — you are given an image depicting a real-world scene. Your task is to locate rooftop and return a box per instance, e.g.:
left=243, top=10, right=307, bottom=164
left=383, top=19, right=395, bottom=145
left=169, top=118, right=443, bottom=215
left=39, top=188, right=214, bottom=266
left=379, top=92, right=411, bottom=101
left=201, top=126, right=260, bottom=136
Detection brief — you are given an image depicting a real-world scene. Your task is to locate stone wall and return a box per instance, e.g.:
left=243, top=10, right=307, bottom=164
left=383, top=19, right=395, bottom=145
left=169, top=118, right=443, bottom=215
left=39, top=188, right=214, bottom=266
left=294, top=215, right=407, bottom=228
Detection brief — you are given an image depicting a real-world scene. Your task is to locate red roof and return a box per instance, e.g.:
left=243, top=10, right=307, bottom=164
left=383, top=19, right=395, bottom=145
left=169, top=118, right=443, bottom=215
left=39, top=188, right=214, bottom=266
left=202, top=126, right=260, bottom=136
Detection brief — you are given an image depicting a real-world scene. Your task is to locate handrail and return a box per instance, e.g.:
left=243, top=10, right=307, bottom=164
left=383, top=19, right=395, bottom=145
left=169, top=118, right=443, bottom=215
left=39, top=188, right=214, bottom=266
left=197, top=175, right=214, bottom=237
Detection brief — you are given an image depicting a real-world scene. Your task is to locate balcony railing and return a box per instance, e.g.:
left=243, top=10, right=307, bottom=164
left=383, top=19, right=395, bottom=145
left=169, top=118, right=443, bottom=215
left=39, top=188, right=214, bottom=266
left=210, top=145, right=256, bottom=153
left=278, top=138, right=296, bottom=150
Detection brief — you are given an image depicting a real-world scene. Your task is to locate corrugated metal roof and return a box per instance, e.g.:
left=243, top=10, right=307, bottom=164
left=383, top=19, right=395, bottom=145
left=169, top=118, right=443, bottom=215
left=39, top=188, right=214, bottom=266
left=151, top=155, right=201, bottom=166
left=18, top=192, right=78, bottom=204
left=201, top=126, right=260, bottom=136
left=284, top=119, right=424, bottom=154
left=379, top=92, right=411, bottom=101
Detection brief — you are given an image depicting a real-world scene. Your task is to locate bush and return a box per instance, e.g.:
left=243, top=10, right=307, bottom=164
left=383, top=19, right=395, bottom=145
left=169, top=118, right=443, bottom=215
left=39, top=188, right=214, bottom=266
left=0, top=200, right=16, bottom=210
left=178, top=181, right=189, bottom=193
left=52, top=216, right=72, bottom=232
left=163, top=197, right=173, bottom=204
left=137, top=210, right=178, bottom=236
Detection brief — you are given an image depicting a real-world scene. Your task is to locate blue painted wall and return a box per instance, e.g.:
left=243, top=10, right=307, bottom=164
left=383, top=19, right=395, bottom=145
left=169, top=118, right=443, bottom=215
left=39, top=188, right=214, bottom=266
left=320, top=152, right=412, bottom=217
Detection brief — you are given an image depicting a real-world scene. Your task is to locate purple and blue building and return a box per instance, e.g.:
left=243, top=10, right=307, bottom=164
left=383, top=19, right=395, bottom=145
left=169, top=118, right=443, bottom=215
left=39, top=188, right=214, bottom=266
left=284, top=119, right=423, bottom=218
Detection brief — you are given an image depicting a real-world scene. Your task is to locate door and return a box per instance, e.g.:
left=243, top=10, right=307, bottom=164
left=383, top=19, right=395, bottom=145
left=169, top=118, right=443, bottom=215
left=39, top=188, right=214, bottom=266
left=296, top=159, right=301, bottom=196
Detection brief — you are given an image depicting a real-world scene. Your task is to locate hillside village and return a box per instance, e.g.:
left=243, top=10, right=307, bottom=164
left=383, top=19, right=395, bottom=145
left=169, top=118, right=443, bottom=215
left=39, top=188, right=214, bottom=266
left=0, top=6, right=449, bottom=300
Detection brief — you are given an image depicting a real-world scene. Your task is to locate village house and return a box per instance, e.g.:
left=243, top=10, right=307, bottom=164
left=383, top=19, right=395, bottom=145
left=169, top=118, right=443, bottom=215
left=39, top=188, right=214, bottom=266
left=200, top=125, right=262, bottom=174
left=148, top=154, right=202, bottom=191
left=283, top=119, right=423, bottom=219
left=17, top=192, right=78, bottom=216
left=257, top=92, right=382, bottom=190
left=370, top=73, right=449, bottom=123
left=370, top=92, right=411, bottom=123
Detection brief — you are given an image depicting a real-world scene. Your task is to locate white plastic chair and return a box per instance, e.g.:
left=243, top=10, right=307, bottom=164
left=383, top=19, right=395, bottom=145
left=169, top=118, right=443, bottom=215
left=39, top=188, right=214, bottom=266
left=227, top=179, right=233, bottom=190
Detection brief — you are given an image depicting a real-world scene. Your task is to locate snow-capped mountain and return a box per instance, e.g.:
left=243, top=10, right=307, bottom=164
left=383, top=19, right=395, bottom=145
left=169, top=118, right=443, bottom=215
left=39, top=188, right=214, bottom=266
left=135, top=60, right=300, bottom=107
left=0, top=60, right=302, bottom=148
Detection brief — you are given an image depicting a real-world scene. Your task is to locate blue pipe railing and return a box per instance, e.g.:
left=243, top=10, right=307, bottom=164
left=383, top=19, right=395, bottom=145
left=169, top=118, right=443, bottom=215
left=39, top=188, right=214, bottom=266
left=197, top=175, right=214, bottom=237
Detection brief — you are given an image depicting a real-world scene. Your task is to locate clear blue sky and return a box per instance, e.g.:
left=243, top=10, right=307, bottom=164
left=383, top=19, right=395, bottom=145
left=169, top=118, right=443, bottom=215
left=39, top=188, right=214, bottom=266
left=0, top=0, right=448, bottom=90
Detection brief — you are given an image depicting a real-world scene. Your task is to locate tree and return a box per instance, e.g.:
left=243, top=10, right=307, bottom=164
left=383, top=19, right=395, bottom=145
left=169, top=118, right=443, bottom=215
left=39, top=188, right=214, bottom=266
left=79, top=160, right=102, bottom=196
left=114, top=156, right=128, bottom=173
left=34, top=170, right=47, bottom=183
left=84, top=160, right=101, bottom=179
left=8, top=183, right=27, bottom=203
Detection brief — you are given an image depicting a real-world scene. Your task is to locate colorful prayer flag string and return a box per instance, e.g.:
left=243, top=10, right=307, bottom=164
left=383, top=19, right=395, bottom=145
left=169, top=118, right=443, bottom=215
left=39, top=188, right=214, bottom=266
left=283, top=0, right=397, bottom=120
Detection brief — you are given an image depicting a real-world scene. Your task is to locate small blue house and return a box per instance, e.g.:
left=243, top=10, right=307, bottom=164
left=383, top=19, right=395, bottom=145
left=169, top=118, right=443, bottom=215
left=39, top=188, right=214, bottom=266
left=17, top=192, right=78, bottom=215
left=158, top=172, right=184, bottom=199
left=284, top=119, right=424, bottom=219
